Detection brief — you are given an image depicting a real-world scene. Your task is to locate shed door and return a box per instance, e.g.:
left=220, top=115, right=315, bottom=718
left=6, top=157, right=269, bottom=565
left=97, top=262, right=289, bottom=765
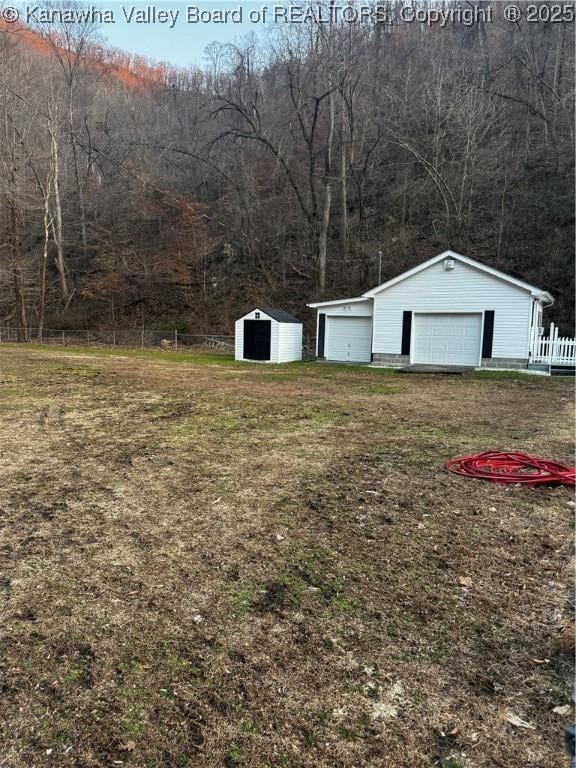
left=325, top=317, right=372, bottom=363
left=244, top=320, right=271, bottom=360
left=413, top=313, right=482, bottom=366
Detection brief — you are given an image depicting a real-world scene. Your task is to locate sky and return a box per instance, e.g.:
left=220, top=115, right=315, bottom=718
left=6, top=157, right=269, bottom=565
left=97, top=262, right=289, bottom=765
left=101, top=2, right=270, bottom=66
left=21, top=1, right=275, bottom=67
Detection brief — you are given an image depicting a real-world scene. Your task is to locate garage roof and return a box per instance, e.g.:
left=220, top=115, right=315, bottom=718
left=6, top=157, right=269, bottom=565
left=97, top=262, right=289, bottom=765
left=307, top=297, right=370, bottom=308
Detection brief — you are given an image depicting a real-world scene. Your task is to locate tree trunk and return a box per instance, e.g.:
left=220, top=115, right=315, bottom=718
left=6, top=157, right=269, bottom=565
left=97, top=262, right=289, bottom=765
left=496, top=172, right=508, bottom=265
left=69, top=104, right=88, bottom=260
left=339, top=119, right=348, bottom=268
left=50, top=124, right=68, bottom=302
left=9, top=203, right=28, bottom=342
left=6, top=120, right=28, bottom=342
left=318, top=87, right=335, bottom=294
left=38, top=173, right=53, bottom=339
left=12, top=265, right=28, bottom=342
left=318, top=182, right=332, bottom=295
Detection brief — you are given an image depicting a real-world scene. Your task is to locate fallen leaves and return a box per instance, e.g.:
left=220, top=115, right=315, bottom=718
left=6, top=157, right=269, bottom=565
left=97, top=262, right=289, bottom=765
left=118, top=740, right=136, bottom=752
left=371, top=680, right=405, bottom=722
left=552, top=704, right=572, bottom=716
left=504, top=712, right=536, bottom=730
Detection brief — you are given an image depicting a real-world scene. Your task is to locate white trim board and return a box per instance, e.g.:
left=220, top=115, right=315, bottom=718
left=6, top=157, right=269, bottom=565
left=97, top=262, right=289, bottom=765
left=307, top=297, right=369, bottom=308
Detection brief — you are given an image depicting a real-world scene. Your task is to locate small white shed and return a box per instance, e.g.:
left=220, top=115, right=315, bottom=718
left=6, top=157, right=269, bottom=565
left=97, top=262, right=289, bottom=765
left=235, top=308, right=302, bottom=363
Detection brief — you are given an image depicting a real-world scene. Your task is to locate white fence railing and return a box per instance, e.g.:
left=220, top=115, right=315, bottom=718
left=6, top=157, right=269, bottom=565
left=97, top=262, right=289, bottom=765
left=530, top=323, right=576, bottom=366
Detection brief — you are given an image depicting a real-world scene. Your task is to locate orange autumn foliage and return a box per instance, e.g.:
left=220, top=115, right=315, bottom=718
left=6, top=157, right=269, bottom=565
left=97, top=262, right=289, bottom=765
left=0, top=19, right=174, bottom=90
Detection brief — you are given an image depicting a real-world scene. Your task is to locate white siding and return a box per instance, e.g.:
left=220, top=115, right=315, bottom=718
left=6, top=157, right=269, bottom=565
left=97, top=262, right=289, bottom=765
left=270, top=321, right=280, bottom=362
left=277, top=324, right=303, bottom=362
left=235, top=309, right=301, bottom=362
left=235, top=309, right=278, bottom=362
left=372, top=260, right=533, bottom=359
left=320, top=300, right=373, bottom=317
left=235, top=317, right=243, bottom=359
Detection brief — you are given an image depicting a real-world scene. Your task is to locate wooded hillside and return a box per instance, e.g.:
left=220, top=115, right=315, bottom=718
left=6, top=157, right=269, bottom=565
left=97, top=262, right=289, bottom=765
left=0, top=2, right=574, bottom=337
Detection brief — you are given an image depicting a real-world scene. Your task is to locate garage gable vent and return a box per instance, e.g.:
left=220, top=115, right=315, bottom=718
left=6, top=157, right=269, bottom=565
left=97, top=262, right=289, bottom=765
left=443, top=258, right=455, bottom=270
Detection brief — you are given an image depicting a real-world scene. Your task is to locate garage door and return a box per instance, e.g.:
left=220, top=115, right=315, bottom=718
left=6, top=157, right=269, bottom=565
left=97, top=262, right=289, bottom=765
left=326, top=317, right=372, bottom=363
left=413, top=313, right=482, bottom=366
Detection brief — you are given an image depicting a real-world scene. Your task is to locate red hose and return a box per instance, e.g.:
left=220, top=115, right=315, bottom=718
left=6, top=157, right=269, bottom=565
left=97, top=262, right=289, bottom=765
left=445, top=450, right=576, bottom=486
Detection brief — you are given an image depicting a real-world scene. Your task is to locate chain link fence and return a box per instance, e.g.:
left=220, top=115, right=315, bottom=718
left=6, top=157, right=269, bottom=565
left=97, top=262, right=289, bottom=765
left=0, top=328, right=317, bottom=358
left=0, top=328, right=235, bottom=354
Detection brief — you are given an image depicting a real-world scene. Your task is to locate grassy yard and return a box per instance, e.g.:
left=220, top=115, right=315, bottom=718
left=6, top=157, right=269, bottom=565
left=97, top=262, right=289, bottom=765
left=0, top=346, right=573, bottom=768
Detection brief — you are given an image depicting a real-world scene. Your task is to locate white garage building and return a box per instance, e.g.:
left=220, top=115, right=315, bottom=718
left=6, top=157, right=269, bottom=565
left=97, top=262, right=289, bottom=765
left=308, top=251, right=553, bottom=370
left=235, top=308, right=302, bottom=363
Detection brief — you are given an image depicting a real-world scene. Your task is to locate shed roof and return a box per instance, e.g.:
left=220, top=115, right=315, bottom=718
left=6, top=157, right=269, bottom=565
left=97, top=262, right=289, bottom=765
left=258, top=308, right=302, bottom=323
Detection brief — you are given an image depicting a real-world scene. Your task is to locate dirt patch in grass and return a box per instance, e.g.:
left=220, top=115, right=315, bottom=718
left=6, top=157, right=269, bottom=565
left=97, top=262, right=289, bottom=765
left=0, top=347, right=573, bottom=768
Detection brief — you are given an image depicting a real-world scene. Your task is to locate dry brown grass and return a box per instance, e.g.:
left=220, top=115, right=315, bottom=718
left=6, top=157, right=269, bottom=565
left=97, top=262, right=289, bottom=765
left=0, top=347, right=574, bottom=768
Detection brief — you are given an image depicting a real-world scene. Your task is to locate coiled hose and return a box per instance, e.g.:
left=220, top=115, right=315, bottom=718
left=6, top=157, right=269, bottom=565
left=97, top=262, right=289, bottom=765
left=445, top=450, right=576, bottom=486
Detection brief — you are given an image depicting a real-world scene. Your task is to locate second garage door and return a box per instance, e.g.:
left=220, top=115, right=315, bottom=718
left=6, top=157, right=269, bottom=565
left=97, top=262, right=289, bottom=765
left=325, top=316, right=372, bottom=363
left=413, top=313, right=482, bottom=366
